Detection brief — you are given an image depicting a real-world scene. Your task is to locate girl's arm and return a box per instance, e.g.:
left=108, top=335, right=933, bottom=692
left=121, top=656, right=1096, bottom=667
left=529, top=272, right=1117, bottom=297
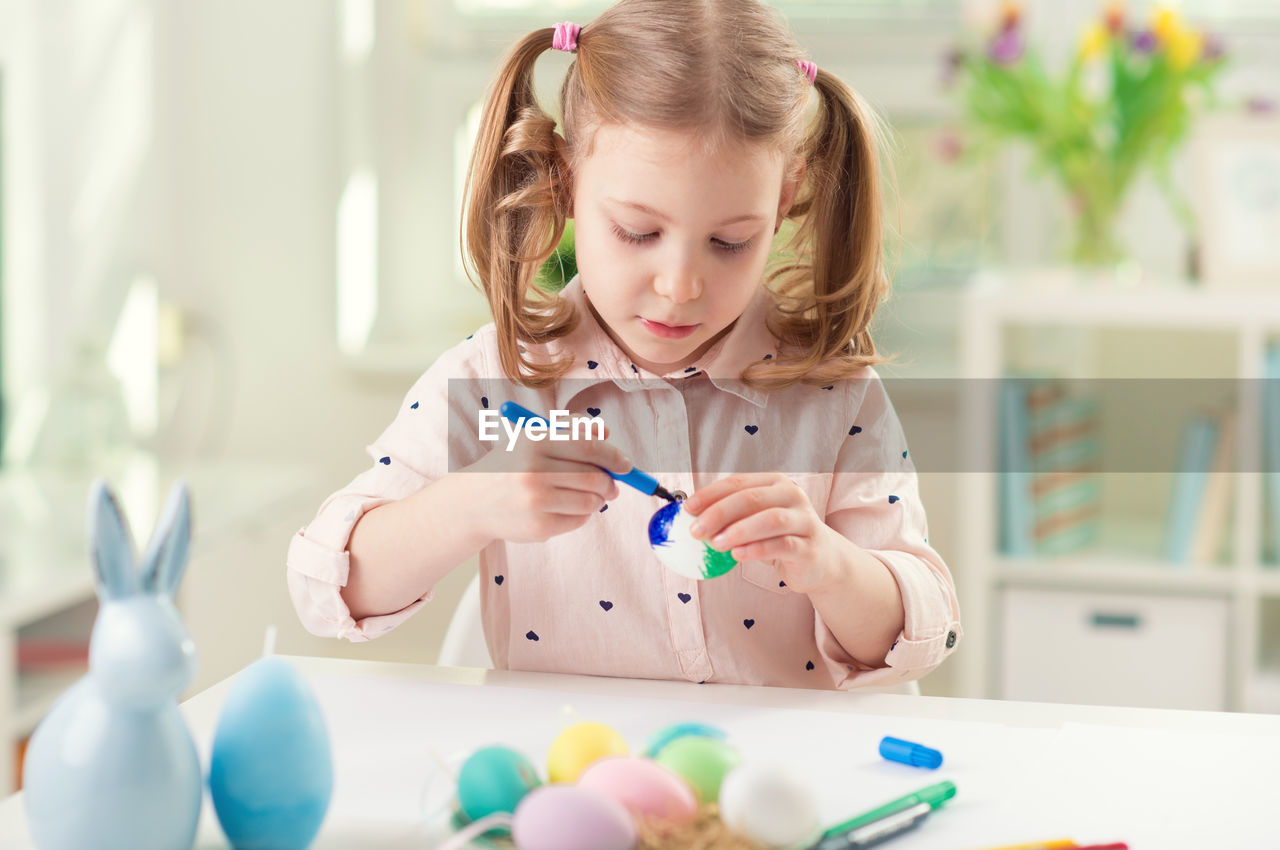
left=343, top=425, right=630, bottom=620
left=683, top=370, right=960, bottom=685
left=802, top=529, right=905, bottom=669
left=342, top=472, right=494, bottom=620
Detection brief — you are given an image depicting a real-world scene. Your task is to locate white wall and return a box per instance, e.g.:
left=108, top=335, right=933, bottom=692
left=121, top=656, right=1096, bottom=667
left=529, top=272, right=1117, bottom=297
left=147, top=0, right=468, bottom=681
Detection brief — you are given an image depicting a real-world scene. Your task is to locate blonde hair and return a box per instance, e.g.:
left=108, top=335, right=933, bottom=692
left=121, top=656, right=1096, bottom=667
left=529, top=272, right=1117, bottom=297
left=462, top=0, right=891, bottom=389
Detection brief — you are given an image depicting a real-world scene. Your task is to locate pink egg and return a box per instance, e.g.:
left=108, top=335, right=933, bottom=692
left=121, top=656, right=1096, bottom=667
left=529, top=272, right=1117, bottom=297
left=512, top=785, right=636, bottom=850
left=577, top=756, right=698, bottom=824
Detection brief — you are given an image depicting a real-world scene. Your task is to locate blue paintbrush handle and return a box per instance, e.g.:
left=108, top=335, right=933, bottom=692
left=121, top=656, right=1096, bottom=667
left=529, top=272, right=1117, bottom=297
left=498, top=401, right=661, bottom=497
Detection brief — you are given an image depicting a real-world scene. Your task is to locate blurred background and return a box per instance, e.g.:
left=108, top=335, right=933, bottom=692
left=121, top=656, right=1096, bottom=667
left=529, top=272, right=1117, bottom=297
left=1, top=0, right=1280, bottom=793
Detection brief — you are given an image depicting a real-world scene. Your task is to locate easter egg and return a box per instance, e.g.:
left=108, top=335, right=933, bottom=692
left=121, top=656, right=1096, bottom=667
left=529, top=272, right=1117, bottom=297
left=208, top=656, right=332, bottom=850
left=642, top=721, right=728, bottom=758
left=577, top=756, right=697, bottom=823
left=512, top=785, right=636, bottom=850
left=652, top=735, right=741, bottom=802
left=456, top=745, right=542, bottom=823
left=547, top=722, right=629, bottom=783
left=719, top=763, right=820, bottom=848
left=649, top=501, right=737, bottom=580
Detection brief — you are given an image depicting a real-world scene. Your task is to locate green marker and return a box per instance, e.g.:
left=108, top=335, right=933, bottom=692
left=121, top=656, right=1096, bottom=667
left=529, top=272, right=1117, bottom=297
left=817, top=780, right=956, bottom=839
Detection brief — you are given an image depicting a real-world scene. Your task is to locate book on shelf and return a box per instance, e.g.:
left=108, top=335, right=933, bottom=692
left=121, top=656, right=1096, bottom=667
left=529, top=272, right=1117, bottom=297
left=1189, top=409, right=1236, bottom=565
left=15, top=638, right=89, bottom=672
left=1265, top=347, right=1280, bottom=564
left=1163, top=411, right=1226, bottom=565
left=999, top=378, right=1100, bottom=558
left=999, top=380, right=1034, bottom=556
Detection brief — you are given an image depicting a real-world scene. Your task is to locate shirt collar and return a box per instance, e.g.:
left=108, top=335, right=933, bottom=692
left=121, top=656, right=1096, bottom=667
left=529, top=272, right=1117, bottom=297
left=547, top=275, right=775, bottom=411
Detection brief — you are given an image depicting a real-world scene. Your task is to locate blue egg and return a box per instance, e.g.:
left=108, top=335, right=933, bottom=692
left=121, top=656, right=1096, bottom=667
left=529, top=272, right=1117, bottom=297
left=457, top=746, right=542, bottom=823
left=208, top=657, right=333, bottom=850
left=643, top=722, right=729, bottom=758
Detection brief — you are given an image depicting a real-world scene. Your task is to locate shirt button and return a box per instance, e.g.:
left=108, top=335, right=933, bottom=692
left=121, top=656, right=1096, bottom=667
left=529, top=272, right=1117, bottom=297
left=671, top=490, right=688, bottom=501
left=945, top=631, right=957, bottom=649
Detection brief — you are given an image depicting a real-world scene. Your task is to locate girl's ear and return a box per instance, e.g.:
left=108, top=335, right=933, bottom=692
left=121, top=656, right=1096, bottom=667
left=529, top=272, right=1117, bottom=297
left=775, top=156, right=806, bottom=233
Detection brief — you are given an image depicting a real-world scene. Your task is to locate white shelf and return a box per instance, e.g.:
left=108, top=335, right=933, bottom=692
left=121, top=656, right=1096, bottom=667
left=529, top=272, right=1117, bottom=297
left=1251, top=570, right=1280, bottom=597
left=969, top=270, right=1280, bottom=330
left=957, top=270, right=1280, bottom=712
left=1245, top=668, right=1280, bottom=714
left=995, top=558, right=1240, bottom=594
left=10, top=670, right=83, bottom=737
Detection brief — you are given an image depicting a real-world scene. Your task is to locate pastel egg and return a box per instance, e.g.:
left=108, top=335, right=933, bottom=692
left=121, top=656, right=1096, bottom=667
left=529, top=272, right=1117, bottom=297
left=649, top=501, right=737, bottom=580
left=718, top=763, right=820, bottom=848
left=577, top=756, right=697, bottom=824
left=512, top=785, right=636, bottom=850
left=456, top=745, right=541, bottom=823
left=642, top=721, right=728, bottom=758
left=652, top=735, right=741, bottom=802
left=547, top=722, right=629, bottom=783
left=208, top=657, right=332, bottom=850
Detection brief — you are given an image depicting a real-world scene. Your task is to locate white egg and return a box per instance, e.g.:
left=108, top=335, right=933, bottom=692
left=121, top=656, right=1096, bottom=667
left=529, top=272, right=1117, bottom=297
left=718, top=763, right=819, bottom=848
left=648, top=502, right=737, bottom=580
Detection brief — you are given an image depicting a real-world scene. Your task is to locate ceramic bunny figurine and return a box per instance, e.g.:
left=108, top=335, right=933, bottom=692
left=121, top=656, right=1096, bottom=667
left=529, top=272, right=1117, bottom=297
left=23, top=479, right=202, bottom=850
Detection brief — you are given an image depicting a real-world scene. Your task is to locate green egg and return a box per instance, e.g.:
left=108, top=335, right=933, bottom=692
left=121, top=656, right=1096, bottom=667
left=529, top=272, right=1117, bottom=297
left=456, top=745, right=542, bottom=823
left=653, top=736, right=741, bottom=802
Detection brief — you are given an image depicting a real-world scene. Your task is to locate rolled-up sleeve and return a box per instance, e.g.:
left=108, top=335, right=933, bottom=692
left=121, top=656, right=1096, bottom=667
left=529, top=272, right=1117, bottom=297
left=814, top=369, right=962, bottom=688
left=286, top=331, right=490, bottom=642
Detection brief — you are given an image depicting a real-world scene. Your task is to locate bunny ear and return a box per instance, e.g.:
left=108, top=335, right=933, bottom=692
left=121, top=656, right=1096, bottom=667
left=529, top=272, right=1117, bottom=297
left=89, top=479, right=138, bottom=599
left=140, top=480, right=192, bottom=597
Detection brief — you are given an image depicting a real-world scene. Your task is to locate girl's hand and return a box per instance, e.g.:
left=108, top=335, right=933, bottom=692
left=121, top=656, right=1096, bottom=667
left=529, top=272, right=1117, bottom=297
left=463, top=411, right=633, bottom=543
left=682, top=473, right=845, bottom=593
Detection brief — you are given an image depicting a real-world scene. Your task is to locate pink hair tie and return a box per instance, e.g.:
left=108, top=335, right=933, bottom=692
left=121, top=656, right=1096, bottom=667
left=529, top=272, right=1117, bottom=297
left=796, top=59, right=817, bottom=85
left=553, top=21, right=581, bottom=52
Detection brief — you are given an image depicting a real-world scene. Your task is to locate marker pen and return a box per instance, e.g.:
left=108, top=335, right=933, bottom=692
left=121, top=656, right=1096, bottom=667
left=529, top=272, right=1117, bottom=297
left=499, top=401, right=678, bottom=501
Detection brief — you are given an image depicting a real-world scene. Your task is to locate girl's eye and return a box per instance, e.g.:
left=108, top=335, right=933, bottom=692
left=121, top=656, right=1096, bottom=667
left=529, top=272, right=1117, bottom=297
left=611, top=224, right=753, bottom=255
left=713, top=238, right=753, bottom=255
left=612, top=224, right=656, bottom=245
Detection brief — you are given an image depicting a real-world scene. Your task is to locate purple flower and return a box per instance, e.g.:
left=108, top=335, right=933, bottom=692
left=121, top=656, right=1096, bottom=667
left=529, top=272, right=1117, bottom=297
left=988, top=29, right=1024, bottom=64
left=1202, top=33, right=1226, bottom=62
left=1246, top=96, right=1276, bottom=115
left=1131, top=29, right=1157, bottom=53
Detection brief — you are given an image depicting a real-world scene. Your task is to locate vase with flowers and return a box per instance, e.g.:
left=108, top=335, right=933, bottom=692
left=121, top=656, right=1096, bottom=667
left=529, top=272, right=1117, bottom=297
left=945, top=2, right=1227, bottom=268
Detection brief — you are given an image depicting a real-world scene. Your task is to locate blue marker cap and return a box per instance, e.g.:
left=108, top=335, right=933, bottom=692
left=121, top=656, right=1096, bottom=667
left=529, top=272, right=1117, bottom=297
left=879, top=736, right=942, bottom=769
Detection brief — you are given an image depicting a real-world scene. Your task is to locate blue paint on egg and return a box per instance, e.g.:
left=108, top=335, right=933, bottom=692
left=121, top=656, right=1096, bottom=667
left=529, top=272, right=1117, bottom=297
left=648, top=502, right=736, bottom=580
left=648, top=502, right=681, bottom=547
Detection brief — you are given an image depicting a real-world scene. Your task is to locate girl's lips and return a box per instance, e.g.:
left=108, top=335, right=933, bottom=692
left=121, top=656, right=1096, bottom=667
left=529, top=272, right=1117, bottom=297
left=641, top=318, right=699, bottom=339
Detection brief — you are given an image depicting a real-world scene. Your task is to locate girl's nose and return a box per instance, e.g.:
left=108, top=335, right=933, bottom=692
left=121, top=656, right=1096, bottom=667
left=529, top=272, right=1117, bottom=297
left=654, top=259, right=702, bottom=304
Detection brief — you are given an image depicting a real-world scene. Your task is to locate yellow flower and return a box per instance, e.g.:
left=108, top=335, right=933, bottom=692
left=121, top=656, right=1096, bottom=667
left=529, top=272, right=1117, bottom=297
left=1151, top=4, right=1181, bottom=45
left=1079, top=21, right=1107, bottom=60
left=1168, top=27, right=1203, bottom=69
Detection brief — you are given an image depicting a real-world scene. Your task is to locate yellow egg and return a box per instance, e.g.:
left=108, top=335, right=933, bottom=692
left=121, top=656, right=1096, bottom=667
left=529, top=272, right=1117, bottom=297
left=547, top=722, right=629, bottom=783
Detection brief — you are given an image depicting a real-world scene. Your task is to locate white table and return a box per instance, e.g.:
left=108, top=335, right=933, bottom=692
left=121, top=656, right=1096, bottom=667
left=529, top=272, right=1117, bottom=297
left=2, top=656, right=1278, bottom=849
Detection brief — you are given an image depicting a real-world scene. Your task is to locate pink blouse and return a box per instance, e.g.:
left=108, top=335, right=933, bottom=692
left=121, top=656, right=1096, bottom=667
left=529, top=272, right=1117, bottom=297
left=286, top=277, right=961, bottom=690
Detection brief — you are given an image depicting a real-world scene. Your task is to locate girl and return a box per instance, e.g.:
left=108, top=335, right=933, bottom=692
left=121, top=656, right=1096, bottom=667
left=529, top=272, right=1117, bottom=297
left=287, top=0, right=960, bottom=690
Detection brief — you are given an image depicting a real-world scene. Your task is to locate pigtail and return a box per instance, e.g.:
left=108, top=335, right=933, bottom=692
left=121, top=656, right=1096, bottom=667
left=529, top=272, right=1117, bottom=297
left=462, top=28, right=578, bottom=387
left=747, top=66, right=892, bottom=388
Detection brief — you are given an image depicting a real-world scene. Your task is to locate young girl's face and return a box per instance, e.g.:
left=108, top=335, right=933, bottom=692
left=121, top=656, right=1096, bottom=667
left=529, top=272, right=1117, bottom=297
left=570, top=124, right=799, bottom=375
